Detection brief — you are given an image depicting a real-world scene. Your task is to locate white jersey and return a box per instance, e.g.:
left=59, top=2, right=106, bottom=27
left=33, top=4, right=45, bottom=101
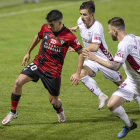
left=78, top=17, right=113, bottom=61
left=114, top=34, right=140, bottom=91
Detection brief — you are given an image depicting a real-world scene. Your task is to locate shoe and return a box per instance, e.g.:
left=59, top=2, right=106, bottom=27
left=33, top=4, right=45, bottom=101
left=117, top=121, right=137, bottom=139
left=2, top=111, right=18, bottom=125
left=57, top=110, right=66, bottom=122
left=98, top=93, right=109, bottom=110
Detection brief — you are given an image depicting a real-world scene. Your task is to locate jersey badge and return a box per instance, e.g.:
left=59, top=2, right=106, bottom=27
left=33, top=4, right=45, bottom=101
left=88, top=32, right=91, bottom=37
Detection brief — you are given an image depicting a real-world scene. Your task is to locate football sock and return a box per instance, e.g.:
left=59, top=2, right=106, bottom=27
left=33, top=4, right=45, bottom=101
left=80, top=75, right=103, bottom=96
left=112, top=106, right=132, bottom=127
left=11, top=93, right=21, bottom=114
left=53, top=104, right=63, bottom=113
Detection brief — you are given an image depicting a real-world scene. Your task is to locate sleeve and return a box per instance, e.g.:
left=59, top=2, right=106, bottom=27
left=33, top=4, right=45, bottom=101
left=114, top=42, right=130, bottom=64
left=69, top=34, right=82, bottom=52
left=91, top=24, right=103, bottom=45
left=38, top=24, right=46, bottom=39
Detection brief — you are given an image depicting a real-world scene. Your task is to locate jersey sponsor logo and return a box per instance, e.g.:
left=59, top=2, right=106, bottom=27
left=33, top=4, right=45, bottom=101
left=44, top=43, right=61, bottom=52
left=74, top=39, right=80, bottom=46
left=43, top=38, right=61, bottom=52
left=50, top=39, right=57, bottom=44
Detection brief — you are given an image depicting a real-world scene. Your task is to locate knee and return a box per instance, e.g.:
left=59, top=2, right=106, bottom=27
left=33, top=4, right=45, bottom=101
left=80, top=68, right=88, bottom=78
left=107, top=102, right=116, bottom=111
left=14, top=78, right=22, bottom=88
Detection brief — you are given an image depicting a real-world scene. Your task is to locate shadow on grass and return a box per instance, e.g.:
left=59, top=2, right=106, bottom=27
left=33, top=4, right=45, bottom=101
left=3, top=109, right=140, bottom=126
left=126, top=109, right=140, bottom=115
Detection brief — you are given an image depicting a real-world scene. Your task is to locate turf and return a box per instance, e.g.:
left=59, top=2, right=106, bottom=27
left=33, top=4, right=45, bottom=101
left=0, top=0, right=140, bottom=140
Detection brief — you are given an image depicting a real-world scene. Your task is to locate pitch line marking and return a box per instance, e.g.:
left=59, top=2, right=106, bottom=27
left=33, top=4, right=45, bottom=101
left=0, top=0, right=111, bottom=18
left=0, top=1, right=83, bottom=18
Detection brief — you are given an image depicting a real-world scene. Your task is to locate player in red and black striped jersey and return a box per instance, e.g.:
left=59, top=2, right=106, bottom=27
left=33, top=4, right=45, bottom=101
left=2, top=10, right=84, bottom=125
left=33, top=23, right=82, bottom=78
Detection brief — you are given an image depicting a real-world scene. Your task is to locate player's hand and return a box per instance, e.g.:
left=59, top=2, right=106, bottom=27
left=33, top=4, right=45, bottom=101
left=70, top=73, right=80, bottom=86
left=21, top=53, right=30, bottom=66
left=82, top=48, right=97, bottom=61
left=68, top=47, right=75, bottom=52
left=69, top=27, right=78, bottom=32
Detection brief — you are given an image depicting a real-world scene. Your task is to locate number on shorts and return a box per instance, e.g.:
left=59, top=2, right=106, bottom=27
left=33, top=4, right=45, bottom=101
left=120, top=83, right=127, bottom=88
left=27, top=63, right=37, bottom=71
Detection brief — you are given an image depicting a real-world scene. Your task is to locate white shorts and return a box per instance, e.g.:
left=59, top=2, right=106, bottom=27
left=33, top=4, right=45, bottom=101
left=83, top=59, right=122, bottom=82
left=113, top=78, right=139, bottom=102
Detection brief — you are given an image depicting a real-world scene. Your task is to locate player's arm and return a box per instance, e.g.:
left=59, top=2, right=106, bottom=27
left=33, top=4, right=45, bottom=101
left=83, top=49, right=122, bottom=71
left=70, top=48, right=84, bottom=86
left=68, top=46, right=75, bottom=52
left=69, top=25, right=79, bottom=32
left=84, top=43, right=100, bottom=52
left=22, top=34, right=41, bottom=66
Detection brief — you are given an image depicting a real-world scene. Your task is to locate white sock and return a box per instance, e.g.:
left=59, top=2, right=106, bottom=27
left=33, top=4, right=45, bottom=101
left=112, top=106, right=132, bottom=127
left=134, top=95, right=140, bottom=101
left=80, top=75, right=103, bottom=96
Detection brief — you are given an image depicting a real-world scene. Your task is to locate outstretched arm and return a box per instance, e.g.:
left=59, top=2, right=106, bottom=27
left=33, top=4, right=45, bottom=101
left=83, top=49, right=122, bottom=71
left=22, top=34, right=41, bottom=66
left=69, top=25, right=79, bottom=32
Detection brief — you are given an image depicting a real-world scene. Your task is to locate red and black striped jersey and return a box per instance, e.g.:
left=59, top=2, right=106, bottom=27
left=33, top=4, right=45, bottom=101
left=33, top=24, right=82, bottom=78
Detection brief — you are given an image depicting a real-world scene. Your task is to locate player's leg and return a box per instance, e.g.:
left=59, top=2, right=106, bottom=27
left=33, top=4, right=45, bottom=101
left=80, top=60, right=109, bottom=110
left=107, top=95, right=137, bottom=139
left=107, top=79, right=137, bottom=138
left=114, top=78, right=140, bottom=108
left=2, top=62, right=39, bottom=125
left=49, top=94, right=66, bottom=122
left=2, top=74, right=33, bottom=125
left=41, top=74, right=66, bottom=122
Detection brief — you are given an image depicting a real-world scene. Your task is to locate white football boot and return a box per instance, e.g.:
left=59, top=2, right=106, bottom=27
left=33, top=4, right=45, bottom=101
left=98, top=93, right=109, bottom=110
left=57, top=110, right=66, bottom=122
left=2, top=111, right=18, bottom=125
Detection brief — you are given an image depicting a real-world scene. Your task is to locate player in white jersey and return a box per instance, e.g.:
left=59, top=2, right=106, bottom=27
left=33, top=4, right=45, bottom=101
left=82, top=17, right=139, bottom=138
left=69, top=1, right=125, bottom=110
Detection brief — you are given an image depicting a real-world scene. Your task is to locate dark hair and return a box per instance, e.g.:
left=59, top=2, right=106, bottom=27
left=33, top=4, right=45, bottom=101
left=46, top=10, right=63, bottom=22
left=108, top=17, right=125, bottom=31
left=80, top=0, right=95, bottom=14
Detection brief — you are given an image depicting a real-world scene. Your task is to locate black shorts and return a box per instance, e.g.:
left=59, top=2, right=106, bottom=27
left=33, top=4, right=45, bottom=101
left=21, top=62, right=61, bottom=96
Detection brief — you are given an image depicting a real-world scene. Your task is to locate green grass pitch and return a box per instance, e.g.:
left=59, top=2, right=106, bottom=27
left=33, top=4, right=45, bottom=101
left=0, top=0, right=140, bottom=140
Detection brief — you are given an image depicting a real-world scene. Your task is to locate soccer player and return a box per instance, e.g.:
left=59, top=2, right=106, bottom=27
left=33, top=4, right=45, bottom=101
left=2, top=10, right=84, bottom=125
left=83, top=17, right=140, bottom=138
left=69, top=0, right=124, bottom=110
